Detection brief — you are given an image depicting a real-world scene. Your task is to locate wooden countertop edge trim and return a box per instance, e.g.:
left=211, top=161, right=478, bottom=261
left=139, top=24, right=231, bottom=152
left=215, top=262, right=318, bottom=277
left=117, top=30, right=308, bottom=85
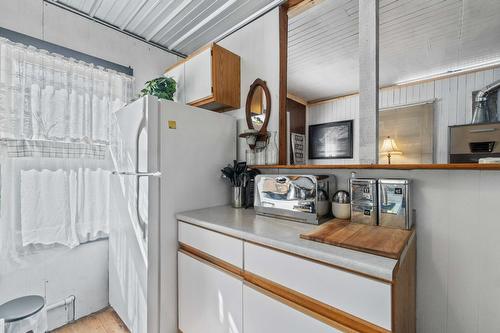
left=245, top=239, right=394, bottom=284
left=391, top=236, right=417, bottom=332
left=178, top=242, right=243, bottom=277
left=179, top=242, right=390, bottom=333
left=244, top=282, right=359, bottom=333
left=243, top=271, right=390, bottom=333
left=392, top=232, right=416, bottom=279
left=177, top=219, right=394, bottom=284
left=250, top=163, right=500, bottom=170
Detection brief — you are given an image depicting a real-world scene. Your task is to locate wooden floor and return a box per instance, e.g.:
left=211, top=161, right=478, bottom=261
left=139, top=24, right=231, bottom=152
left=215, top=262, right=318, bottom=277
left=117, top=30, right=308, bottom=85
left=51, top=308, right=129, bottom=333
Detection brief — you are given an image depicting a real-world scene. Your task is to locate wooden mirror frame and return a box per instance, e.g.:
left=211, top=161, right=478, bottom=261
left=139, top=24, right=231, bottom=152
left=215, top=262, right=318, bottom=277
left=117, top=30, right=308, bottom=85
left=246, top=78, right=272, bottom=135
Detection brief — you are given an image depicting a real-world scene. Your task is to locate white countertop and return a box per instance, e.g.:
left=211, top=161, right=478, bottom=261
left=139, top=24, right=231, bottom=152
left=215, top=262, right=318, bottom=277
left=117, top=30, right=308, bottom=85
left=176, top=205, right=398, bottom=282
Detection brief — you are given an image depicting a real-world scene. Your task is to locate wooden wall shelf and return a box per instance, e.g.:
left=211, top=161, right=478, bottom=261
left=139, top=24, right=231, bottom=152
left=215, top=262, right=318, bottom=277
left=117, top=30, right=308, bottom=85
left=250, top=163, right=500, bottom=171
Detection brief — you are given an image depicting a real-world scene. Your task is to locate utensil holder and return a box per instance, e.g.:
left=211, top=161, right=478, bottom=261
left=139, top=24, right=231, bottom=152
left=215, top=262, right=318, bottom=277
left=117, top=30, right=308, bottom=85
left=232, top=186, right=245, bottom=208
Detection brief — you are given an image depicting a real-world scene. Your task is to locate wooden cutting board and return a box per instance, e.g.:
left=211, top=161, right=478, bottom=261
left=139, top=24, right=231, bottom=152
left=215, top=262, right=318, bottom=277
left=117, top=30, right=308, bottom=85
left=300, top=219, right=413, bottom=259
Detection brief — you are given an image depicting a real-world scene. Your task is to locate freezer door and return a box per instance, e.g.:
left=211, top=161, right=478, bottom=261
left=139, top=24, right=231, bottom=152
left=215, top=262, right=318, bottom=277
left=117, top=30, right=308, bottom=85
left=108, top=96, right=161, bottom=333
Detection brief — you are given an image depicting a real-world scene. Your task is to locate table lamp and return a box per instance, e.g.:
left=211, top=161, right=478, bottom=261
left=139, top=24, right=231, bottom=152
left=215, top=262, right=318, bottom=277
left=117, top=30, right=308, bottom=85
left=380, top=136, right=402, bottom=164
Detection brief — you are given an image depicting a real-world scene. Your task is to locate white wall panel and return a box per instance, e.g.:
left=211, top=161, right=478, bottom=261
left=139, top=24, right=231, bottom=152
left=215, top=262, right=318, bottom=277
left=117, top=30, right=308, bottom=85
left=307, top=66, right=500, bottom=164
left=218, top=8, right=280, bottom=161
left=0, top=240, right=109, bottom=331
left=268, top=167, right=500, bottom=333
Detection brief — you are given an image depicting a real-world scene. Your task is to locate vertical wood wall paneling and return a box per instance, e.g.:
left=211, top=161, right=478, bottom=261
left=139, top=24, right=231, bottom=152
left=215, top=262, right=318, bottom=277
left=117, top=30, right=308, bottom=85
left=279, top=5, right=288, bottom=164
left=446, top=171, right=481, bottom=333
left=306, top=66, right=500, bottom=164
left=477, top=171, right=500, bottom=331
left=411, top=170, right=450, bottom=333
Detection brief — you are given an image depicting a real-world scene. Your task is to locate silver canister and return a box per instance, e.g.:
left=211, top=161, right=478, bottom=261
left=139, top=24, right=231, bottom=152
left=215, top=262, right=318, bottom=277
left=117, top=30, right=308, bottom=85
left=231, top=186, right=245, bottom=208
left=350, top=178, right=378, bottom=225
left=378, top=179, right=413, bottom=229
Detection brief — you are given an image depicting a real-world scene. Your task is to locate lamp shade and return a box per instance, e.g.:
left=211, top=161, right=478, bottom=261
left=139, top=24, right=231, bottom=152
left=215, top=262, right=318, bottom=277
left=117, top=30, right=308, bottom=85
left=380, top=136, right=402, bottom=155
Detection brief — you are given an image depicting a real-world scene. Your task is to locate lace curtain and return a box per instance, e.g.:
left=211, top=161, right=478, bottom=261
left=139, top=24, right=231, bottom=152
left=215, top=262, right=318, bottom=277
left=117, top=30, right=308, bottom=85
left=0, top=37, right=134, bottom=273
left=0, top=37, right=134, bottom=155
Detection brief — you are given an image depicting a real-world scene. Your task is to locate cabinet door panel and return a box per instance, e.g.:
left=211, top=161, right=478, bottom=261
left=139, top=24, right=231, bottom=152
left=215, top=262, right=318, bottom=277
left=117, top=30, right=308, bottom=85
left=185, top=48, right=212, bottom=103
left=178, top=252, right=243, bottom=333
left=244, top=242, right=392, bottom=330
left=165, top=64, right=185, bottom=103
left=243, top=285, right=341, bottom=333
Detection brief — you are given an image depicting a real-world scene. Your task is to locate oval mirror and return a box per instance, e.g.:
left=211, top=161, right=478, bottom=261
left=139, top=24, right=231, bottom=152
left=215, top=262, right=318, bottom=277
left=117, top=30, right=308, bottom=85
left=246, top=79, right=271, bottom=133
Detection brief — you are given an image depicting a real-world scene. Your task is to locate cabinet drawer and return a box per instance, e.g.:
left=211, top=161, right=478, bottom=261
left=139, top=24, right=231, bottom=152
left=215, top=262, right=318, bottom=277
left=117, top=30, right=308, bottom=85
left=178, top=222, right=243, bottom=268
left=244, top=242, right=392, bottom=330
left=178, top=252, right=243, bottom=333
left=244, top=284, right=342, bottom=333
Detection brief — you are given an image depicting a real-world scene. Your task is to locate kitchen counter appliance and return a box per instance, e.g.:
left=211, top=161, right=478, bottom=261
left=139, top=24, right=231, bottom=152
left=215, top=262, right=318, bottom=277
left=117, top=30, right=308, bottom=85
left=449, top=122, right=500, bottom=163
left=254, top=174, right=335, bottom=224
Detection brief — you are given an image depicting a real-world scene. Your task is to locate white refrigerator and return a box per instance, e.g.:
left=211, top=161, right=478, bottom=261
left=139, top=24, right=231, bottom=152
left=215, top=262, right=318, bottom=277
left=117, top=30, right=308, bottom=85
left=109, top=96, right=236, bottom=333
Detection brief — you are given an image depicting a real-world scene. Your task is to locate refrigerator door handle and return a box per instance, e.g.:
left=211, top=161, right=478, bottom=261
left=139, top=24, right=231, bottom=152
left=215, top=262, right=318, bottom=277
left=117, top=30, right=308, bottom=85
left=112, top=171, right=161, bottom=177
left=136, top=113, right=148, bottom=240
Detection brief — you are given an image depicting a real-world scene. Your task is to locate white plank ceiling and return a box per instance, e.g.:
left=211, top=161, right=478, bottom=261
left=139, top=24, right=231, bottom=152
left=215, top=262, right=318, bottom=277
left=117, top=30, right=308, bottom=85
left=50, top=0, right=281, bottom=56
left=288, top=0, right=500, bottom=102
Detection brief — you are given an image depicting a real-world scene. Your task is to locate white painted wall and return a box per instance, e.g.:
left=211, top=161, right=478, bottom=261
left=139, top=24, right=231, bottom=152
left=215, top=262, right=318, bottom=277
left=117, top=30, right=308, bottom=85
left=307, top=66, right=500, bottom=164
left=265, top=167, right=500, bottom=333
left=0, top=0, right=180, bottom=94
left=218, top=8, right=280, bottom=161
left=0, top=0, right=178, bottom=330
left=0, top=240, right=109, bottom=329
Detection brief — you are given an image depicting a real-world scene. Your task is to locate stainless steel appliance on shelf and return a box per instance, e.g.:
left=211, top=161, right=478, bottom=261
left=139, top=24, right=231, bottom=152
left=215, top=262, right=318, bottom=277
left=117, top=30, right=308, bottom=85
left=378, top=179, right=413, bottom=230
left=350, top=178, right=378, bottom=225
left=449, top=122, right=500, bottom=163
left=254, top=174, right=335, bottom=224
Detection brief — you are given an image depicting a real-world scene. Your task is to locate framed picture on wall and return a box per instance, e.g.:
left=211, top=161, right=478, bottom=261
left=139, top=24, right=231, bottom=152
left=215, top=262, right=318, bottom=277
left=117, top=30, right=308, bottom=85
left=308, top=120, right=353, bottom=159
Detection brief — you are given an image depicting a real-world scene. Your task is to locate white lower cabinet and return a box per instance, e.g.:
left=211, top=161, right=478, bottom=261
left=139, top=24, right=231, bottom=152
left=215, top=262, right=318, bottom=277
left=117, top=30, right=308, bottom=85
left=243, top=285, right=342, bottom=333
left=178, top=252, right=243, bottom=333
left=244, top=242, right=392, bottom=330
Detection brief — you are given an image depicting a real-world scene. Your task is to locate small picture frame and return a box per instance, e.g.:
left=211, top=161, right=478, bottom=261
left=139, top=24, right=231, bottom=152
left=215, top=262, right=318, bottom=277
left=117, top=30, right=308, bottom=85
left=308, top=120, right=353, bottom=159
left=291, top=133, right=306, bottom=165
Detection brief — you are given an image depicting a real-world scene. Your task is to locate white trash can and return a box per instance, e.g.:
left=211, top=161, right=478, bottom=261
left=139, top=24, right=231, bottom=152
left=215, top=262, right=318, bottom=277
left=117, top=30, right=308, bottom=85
left=0, top=296, right=47, bottom=333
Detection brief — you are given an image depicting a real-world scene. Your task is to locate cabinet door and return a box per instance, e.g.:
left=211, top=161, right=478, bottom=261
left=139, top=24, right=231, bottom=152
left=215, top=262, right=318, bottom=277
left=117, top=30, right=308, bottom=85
left=244, top=242, right=392, bottom=329
left=165, top=63, right=185, bottom=103
left=243, top=285, right=342, bottom=333
left=178, top=251, right=243, bottom=333
left=184, top=48, right=212, bottom=104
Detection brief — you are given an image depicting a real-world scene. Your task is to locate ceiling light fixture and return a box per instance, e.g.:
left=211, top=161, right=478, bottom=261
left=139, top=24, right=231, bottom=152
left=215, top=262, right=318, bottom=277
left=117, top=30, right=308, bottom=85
left=395, top=58, right=500, bottom=86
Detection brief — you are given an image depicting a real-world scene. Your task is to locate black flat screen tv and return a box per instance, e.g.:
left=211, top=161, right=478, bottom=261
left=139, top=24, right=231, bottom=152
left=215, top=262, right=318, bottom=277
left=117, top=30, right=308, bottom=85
left=308, top=120, right=353, bottom=159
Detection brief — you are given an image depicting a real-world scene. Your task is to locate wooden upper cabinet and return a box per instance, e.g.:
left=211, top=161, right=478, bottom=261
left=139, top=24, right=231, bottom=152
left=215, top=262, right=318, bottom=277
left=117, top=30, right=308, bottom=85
left=164, top=44, right=241, bottom=112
